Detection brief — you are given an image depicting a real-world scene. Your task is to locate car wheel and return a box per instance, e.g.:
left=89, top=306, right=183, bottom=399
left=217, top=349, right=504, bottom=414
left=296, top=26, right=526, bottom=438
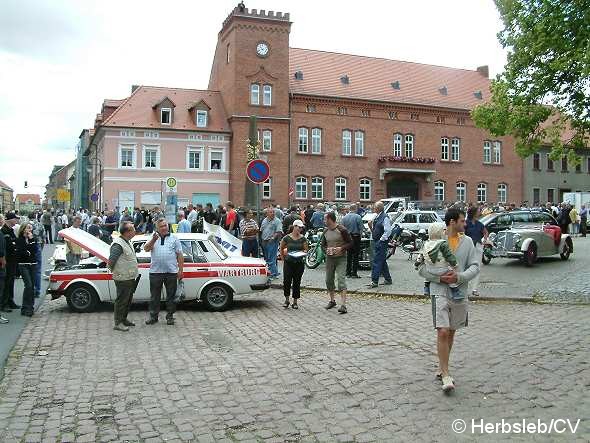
left=524, top=242, right=537, bottom=267
left=481, top=251, right=492, bottom=265
left=202, top=284, right=233, bottom=311
left=560, top=237, right=573, bottom=260
left=65, top=283, right=100, bottom=313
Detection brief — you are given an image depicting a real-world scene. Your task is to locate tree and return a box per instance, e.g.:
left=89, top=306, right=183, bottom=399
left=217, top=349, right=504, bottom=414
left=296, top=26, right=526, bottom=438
left=472, top=0, right=590, bottom=164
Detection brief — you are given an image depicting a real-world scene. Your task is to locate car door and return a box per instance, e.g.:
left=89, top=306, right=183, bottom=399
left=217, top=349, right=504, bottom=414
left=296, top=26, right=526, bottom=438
left=180, top=240, right=209, bottom=301
left=132, top=240, right=152, bottom=301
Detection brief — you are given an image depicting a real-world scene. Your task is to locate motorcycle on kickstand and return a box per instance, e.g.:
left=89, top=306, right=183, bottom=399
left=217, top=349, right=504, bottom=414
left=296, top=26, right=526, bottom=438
left=389, top=224, right=428, bottom=260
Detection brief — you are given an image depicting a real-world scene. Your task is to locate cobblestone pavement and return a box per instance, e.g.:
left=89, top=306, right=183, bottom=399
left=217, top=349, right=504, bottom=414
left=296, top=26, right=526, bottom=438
left=292, top=236, right=590, bottom=303
left=0, top=290, right=588, bottom=442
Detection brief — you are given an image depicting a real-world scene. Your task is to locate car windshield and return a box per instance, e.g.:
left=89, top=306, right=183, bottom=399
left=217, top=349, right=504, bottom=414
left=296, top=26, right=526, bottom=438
left=480, top=214, right=496, bottom=224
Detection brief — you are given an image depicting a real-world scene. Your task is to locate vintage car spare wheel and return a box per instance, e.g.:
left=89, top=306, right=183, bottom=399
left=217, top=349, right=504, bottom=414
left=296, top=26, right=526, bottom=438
left=65, top=283, right=100, bottom=313
left=560, top=238, right=573, bottom=260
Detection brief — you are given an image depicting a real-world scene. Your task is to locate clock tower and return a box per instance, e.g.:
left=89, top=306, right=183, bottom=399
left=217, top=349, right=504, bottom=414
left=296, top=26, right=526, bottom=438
left=209, top=3, right=292, bottom=207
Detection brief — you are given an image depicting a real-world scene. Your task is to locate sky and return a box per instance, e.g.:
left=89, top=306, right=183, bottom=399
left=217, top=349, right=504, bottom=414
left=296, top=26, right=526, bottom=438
left=0, top=0, right=508, bottom=199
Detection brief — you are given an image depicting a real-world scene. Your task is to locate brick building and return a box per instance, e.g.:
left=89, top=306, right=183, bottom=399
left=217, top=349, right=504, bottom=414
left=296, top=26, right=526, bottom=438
left=85, top=3, right=523, bottom=209
left=205, top=4, right=522, bottom=207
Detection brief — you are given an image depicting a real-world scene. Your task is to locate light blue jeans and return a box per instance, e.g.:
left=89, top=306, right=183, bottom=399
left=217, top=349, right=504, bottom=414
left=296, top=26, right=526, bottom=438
left=263, top=239, right=279, bottom=277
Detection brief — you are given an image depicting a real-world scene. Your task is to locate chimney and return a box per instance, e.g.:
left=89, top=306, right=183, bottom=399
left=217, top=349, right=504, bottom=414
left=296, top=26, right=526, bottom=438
left=131, top=84, right=140, bottom=93
left=476, top=65, right=489, bottom=78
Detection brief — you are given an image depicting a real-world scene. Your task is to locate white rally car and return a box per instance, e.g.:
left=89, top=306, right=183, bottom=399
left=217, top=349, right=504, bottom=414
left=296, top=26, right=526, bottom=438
left=48, top=228, right=270, bottom=313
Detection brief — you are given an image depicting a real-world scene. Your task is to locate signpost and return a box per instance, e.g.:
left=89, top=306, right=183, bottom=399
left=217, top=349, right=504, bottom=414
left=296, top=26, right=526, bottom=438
left=246, top=159, right=270, bottom=184
left=90, top=193, right=99, bottom=202
left=164, top=177, right=178, bottom=224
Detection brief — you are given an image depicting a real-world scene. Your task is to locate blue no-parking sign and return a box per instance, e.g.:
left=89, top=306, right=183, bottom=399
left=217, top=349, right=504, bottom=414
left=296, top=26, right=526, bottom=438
left=246, top=159, right=270, bottom=184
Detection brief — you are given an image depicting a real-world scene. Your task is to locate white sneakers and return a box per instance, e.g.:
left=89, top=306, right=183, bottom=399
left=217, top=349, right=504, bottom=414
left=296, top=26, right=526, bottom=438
left=442, top=375, right=455, bottom=393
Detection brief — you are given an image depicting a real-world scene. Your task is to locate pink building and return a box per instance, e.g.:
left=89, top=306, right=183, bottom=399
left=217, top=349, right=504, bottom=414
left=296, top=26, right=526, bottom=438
left=87, top=86, right=231, bottom=211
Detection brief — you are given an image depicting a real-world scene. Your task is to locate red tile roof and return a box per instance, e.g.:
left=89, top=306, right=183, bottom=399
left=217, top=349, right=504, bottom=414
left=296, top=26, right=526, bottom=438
left=289, top=48, right=491, bottom=110
left=103, top=98, right=125, bottom=108
left=0, top=180, right=13, bottom=191
left=102, top=86, right=230, bottom=132
left=16, top=194, right=41, bottom=204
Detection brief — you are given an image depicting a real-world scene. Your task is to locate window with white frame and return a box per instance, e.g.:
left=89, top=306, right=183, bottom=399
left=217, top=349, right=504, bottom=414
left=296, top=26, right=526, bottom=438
left=250, top=84, right=260, bottom=105
left=497, top=183, right=507, bottom=203
left=483, top=141, right=491, bottom=163
left=263, top=84, right=272, bottom=106
left=354, top=131, right=364, bottom=156
left=295, top=177, right=307, bottom=199
left=441, top=137, right=449, bottom=161
left=477, top=183, right=487, bottom=203
left=456, top=182, right=466, bottom=202
left=186, top=147, right=203, bottom=170
left=298, top=127, right=308, bottom=153
left=144, top=131, right=159, bottom=138
left=119, top=145, right=136, bottom=168
left=335, top=177, right=347, bottom=200
left=262, top=130, right=272, bottom=152
left=393, top=133, right=403, bottom=156
left=143, top=146, right=159, bottom=169
left=196, top=110, right=208, bottom=128
left=311, top=177, right=323, bottom=200
left=359, top=178, right=371, bottom=201
left=311, top=128, right=322, bottom=154
left=161, top=108, right=171, bottom=125
left=262, top=178, right=271, bottom=199
left=120, top=130, right=135, bottom=137
left=405, top=134, right=414, bottom=157
left=209, top=151, right=224, bottom=171
left=451, top=138, right=460, bottom=161
left=493, top=141, right=502, bottom=164
left=434, top=181, right=445, bottom=201
left=342, top=130, right=352, bottom=156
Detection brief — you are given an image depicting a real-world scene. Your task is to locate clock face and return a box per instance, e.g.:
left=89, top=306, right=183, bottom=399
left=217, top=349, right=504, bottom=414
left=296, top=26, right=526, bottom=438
left=256, top=42, right=269, bottom=57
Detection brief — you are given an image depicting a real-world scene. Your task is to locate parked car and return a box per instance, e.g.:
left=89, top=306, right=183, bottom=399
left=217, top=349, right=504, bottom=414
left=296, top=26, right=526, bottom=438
left=362, top=197, right=410, bottom=223
left=481, top=210, right=558, bottom=234
left=48, top=229, right=270, bottom=313
left=389, top=210, right=444, bottom=233
left=483, top=225, right=573, bottom=266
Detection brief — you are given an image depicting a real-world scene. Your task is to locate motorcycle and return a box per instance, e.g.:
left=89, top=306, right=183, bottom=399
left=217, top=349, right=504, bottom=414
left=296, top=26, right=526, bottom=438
left=389, top=225, right=427, bottom=260
left=305, top=228, right=325, bottom=269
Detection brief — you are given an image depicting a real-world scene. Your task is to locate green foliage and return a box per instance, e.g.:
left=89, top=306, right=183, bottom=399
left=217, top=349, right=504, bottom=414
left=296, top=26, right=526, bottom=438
left=472, top=0, right=590, bottom=163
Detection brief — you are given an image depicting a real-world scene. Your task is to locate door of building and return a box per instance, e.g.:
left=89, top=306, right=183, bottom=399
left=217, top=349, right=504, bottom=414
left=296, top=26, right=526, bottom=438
left=387, top=179, right=419, bottom=201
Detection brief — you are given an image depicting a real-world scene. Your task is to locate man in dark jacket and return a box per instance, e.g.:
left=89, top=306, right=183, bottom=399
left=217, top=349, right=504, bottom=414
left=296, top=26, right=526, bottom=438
left=1, top=213, right=20, bottom=311
left=282, top=207, right=302, bottom=234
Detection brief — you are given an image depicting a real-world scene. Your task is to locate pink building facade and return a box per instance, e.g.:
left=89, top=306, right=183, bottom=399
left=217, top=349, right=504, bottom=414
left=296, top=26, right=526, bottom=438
left=87, top=86, right=231, bottom=211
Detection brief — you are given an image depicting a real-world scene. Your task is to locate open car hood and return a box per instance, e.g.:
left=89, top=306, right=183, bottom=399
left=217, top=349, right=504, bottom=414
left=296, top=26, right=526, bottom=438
left=58, top=228, right=110, bottom=262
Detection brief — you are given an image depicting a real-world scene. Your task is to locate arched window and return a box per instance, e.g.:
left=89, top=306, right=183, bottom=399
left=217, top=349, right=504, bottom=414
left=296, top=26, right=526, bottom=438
left=250, top=84, right=260, bottom=105
left=477, top=183, right=487, bottom=203
left=311, top=128, right=322, bottom=154
left=441, top=137, right=449, bottom=161
left=483, top=141, right=491, bottom=163
left=393, top=133, right=403, bottom=156
left=434, top=181, right=445, bottom=201
left=354, top=131, right=364, bottom=156
left=262, top=84, right=272, bottom=106
left=298, top=127, right=308, bottom=153
left=405, top=134, right=414, bottom=158
left=295, top=177, right=307, bottom=199
left=359, top=178, right=371, bottom=201
left=451, top=138, right=460, bottom=161
left=497, top=183, right=508, bottom=203
left=335, top=177, right=347, bottom=200
left=311, top=177, right=323, bottom=200
left=456, top=182, right=466, bottom=202
left=342, top=130, right=352, bottom=156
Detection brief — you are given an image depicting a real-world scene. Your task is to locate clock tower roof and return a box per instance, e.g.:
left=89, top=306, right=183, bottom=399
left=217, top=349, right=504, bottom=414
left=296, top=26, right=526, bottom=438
left=220, top=3, right=291, bottom=37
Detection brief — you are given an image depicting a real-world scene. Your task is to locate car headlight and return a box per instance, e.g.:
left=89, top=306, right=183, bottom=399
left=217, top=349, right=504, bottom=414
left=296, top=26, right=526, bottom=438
left=512, top=233, right=521, bottom=249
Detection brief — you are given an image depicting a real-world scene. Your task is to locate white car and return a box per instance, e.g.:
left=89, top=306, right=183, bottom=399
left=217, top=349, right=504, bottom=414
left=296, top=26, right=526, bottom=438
left=390, top=210, right=444, bottom=233
left=48, top=228, right=270, bottom=313
left=362, top=197, right=409, bottom=224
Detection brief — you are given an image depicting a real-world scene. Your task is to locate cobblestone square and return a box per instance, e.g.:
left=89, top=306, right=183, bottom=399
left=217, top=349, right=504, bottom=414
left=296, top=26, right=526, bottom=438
left=0, top=289, right=588, bottom=442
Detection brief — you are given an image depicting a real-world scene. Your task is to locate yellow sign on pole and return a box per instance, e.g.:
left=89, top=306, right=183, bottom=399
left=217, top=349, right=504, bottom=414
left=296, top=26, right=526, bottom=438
left=57, top=189, right=71, bottom=202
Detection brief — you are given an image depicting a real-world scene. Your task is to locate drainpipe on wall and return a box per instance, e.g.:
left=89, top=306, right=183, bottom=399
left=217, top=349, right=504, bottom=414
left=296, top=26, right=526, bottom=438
left=287, top=94, right=292, bottom=208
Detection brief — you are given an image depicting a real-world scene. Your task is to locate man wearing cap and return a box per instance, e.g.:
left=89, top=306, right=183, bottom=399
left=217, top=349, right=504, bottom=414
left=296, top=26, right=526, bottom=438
left=1, top=213, right=20, bottom=311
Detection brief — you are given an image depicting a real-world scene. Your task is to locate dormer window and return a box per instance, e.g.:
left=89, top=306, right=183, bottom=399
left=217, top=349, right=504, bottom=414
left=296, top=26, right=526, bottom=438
left=196, top=110, right=208, bottom=128
left=161, top=108, right=171, bottom=125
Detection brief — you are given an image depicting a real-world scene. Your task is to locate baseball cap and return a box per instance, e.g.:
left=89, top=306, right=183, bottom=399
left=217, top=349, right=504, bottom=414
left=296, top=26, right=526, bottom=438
left=5, top=212, right=17, bottom=221
left=293, top=219, right=305, bottom=228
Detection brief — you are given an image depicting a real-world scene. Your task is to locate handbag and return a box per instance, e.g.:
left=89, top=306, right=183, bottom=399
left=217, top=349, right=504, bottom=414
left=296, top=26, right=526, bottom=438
left=173, top=280, right=186, bottom=303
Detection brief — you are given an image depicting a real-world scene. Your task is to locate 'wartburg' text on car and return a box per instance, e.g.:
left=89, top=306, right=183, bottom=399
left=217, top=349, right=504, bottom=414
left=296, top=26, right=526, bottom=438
left=48, top=229, right=270, bottom=312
